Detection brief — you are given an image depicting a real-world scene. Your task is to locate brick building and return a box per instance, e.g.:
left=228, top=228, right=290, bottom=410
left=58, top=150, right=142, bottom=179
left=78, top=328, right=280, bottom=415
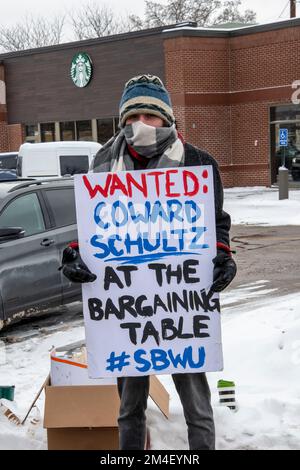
left=1, top=18, right=300, bottom=187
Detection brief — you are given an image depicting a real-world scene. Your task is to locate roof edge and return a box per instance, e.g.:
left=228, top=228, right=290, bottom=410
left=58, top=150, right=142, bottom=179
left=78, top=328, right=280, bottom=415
left=163, top=17, right=300, bottom=39
left=0, top=23, right=180, bottom=60
left=1, top=17, right=300, bottom=59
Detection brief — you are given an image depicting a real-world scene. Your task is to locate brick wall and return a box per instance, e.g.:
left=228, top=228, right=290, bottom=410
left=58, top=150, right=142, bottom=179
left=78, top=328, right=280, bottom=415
left=185, top=105, right=233, bottom=187
left=0, top=62, right=8, bottom=152
left=7, top=124, right=24, bottom=151
left=0, top=121, right=9, bottom=151
left=230, top=26, right=300, bottom=91
left=0, top=62, right=24, bottom=152
left=165, top=37, right=230, bottom=93
left=164, top=25, right=300, bottom=187
left=0, top=122, right=23, bottom=152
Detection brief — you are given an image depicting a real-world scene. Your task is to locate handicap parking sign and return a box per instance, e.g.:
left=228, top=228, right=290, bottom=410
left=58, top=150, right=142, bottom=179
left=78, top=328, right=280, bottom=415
left=279, top=129, right=288, bottom=147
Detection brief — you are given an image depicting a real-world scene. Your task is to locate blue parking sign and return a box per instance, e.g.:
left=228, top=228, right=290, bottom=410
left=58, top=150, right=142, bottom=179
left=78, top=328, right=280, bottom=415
left=279, top=129, right=288, bottom=147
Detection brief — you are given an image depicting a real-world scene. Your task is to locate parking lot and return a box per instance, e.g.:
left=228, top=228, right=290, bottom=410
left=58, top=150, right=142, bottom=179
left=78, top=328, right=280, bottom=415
left=231, top=224, right=300, bottom=296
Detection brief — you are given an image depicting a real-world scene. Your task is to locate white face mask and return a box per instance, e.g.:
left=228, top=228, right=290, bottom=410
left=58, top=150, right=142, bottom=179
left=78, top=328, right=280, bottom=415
left=123, top=121, right=177, bottom=158
left=124, top=120, right=157, bottom=147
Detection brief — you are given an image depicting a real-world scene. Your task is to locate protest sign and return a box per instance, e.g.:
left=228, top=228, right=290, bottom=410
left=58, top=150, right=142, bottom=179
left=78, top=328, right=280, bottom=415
left=74, top=166, right=223, bottom=378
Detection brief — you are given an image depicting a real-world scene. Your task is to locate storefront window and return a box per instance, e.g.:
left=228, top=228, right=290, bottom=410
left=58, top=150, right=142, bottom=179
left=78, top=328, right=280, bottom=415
left=270, top=105, right=300, bottom=185
left=41, top=122, right=55, bottom=142
left=97, top=118, right=114, bottom=144
left=271, top=105, right=300, bottom=122
left=25, top=124, right=39, bottom=143
left=60, top=121, right=75, bottom=141
left=76, top=120, right=93, bottom=141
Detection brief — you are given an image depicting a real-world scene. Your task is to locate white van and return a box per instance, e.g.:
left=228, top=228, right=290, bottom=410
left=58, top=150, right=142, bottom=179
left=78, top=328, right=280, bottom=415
left=16, top=141, right=102, bottom=179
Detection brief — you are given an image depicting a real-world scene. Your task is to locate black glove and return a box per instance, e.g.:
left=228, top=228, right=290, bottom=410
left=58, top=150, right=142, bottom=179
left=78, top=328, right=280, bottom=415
left=210, top=250, right=237, bottom=293
left=59, top=245, right=97, bottom=284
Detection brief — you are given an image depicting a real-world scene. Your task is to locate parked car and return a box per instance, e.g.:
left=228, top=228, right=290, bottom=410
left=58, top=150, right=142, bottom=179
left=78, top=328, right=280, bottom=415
left=0, top=178, right=81, bottom=330
left=0, top=152, right=18, bottom=181
left=0, top=169, right=17, bottom=181
left=0, top=152, right=18, bottom=170
left=16, top=141, right=101, bottom=179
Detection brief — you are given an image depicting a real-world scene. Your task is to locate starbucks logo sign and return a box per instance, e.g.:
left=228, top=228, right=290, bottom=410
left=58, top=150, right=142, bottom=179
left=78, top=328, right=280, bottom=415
left=71, top=52, right=93, bottom=88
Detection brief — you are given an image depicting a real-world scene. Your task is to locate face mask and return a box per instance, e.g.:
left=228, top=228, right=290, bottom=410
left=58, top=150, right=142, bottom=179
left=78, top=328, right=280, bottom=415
left=123, top=120, right=177, bottom=158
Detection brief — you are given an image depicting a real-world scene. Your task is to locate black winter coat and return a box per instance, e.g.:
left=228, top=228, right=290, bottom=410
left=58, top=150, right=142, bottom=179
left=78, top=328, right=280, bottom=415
left=183, top=143, right=231, bottom=247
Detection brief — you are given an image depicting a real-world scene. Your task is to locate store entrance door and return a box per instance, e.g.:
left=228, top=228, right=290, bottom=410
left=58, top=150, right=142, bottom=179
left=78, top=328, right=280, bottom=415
left=270, top=105, right=300, bottom=186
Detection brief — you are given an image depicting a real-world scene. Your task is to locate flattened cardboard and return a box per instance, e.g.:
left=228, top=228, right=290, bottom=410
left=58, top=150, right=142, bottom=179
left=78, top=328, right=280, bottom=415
left=149, top=376, right=169, bottom=419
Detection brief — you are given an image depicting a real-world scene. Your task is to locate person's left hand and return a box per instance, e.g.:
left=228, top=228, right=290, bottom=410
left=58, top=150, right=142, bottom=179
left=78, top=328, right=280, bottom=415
left=59, top=245, right=97, bottom=284
left=210, top=250, right=237, bottom=293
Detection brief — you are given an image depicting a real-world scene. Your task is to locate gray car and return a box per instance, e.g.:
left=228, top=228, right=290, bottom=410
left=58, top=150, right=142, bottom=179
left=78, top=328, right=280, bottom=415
left=0, top=179, right=81, bottom=330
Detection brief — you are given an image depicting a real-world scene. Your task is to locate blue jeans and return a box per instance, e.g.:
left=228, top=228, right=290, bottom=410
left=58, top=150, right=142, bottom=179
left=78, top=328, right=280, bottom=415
left=117, top=373, right=215, bottom=450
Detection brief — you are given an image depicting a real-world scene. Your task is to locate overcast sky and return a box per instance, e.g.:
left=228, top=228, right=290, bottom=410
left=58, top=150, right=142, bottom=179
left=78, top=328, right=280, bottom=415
left=0, top=0, right=295, bottom=40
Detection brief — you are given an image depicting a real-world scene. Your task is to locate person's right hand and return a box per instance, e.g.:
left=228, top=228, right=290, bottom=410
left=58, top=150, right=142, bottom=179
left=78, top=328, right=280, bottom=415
left=59, top=243, right=97, bottom=283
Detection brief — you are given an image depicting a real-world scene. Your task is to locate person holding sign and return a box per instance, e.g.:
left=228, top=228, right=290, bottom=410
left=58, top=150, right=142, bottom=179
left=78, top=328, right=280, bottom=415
left=61, top=75, right=237, bottom=450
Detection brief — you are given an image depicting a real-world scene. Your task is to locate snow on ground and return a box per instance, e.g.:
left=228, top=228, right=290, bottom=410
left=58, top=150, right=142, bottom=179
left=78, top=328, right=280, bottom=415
left=150, top=287, right=300, bottom=451
left=0, top=326, right=86, bottom=450
left=1, top=282, right=299, bottom=450
left=224, top=187, right=300, bottom=226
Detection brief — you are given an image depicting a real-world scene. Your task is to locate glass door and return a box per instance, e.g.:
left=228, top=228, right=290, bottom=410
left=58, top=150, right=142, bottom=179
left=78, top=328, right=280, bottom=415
left=270, top=105, right=300, bottom=185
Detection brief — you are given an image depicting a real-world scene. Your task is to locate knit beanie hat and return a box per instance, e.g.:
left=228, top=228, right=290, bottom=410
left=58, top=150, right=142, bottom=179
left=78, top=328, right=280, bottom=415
left=119, top=74, right=175, bottom=128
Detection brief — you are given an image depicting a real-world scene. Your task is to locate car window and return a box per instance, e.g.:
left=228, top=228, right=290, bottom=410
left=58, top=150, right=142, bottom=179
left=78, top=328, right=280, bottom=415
left=0, top=193, right=45, bottom=237
left=59, top=155, right=89, bottom=176
left=0, top=155, right=17, bottom=170
left=44, top=188, right=76, bottom=227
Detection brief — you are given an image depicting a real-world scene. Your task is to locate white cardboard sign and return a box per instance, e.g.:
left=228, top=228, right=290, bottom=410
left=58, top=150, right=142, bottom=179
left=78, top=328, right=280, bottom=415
left=74, top=166, right=223, bottom=378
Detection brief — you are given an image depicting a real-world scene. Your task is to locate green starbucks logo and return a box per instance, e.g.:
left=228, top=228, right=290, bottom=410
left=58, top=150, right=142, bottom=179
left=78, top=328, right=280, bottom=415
left=71, top=52, right=93, bottom=88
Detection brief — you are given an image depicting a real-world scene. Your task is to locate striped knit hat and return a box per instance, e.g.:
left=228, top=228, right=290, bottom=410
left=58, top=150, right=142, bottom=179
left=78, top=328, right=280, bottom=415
left=119, top=74, right=175, bottom=128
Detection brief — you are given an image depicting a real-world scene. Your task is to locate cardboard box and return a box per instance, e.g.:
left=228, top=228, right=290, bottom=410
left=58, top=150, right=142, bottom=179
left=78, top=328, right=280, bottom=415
left=50, top=351, right=116, bottom=386
left=44, top=376, right=169, bottom=450
left=44, top=341, right=169, bottom=450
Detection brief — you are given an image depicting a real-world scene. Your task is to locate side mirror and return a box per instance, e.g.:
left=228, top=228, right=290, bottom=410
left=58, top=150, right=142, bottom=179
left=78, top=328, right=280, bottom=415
left=0, top=227, right=25, bottom=242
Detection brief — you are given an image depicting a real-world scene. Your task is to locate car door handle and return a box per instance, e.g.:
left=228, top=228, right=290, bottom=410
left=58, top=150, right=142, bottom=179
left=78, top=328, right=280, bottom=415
left=40, top=238, right=55, bottom=247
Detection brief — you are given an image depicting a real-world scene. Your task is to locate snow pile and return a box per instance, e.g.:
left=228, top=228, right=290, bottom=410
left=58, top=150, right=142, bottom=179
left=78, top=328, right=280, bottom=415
left=214, top=291, right=300, bottom=450
left=224, top=187, right=300, bottom=226
left=149, top=286, right=300, bottom=450
left=0, top=286, right=300, bottom=450
left=148, top=289, right=300, bottom=450
left=0, top=404, right=43, bottom=450
left=0, top=326, right=85, bottom=450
